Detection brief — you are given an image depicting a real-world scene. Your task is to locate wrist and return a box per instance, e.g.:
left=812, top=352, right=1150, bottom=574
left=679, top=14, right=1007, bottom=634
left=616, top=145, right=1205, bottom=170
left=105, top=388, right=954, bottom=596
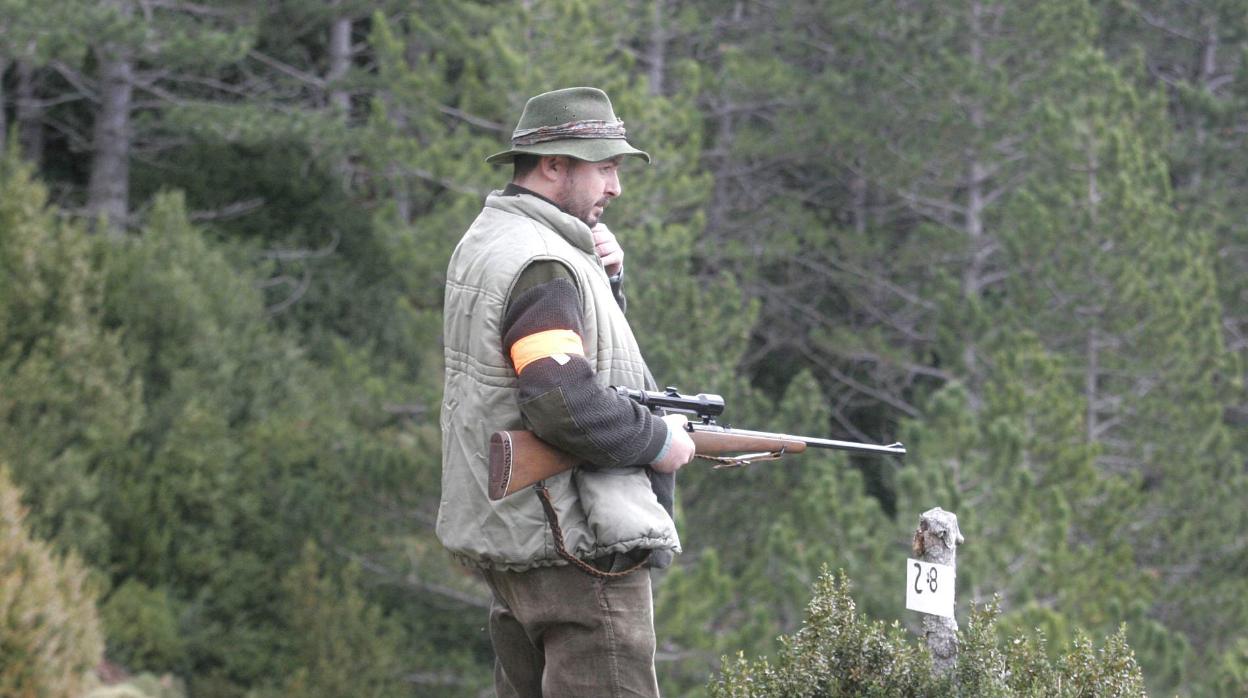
left=648, top=420, right=672, bottom=466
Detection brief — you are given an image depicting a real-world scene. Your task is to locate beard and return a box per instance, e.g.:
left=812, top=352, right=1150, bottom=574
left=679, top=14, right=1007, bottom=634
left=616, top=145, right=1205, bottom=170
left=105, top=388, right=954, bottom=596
left=555, top=172, right=607, bottom=227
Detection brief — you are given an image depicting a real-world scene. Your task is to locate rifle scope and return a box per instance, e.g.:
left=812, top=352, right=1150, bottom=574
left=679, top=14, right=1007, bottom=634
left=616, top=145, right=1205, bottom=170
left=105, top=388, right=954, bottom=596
left=613, top=386, right=725, bottom=422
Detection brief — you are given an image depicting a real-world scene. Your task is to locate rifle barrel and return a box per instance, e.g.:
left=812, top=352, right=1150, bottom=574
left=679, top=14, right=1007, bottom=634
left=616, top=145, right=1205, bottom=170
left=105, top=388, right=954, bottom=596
left=689, top=424, right=905, bottom=456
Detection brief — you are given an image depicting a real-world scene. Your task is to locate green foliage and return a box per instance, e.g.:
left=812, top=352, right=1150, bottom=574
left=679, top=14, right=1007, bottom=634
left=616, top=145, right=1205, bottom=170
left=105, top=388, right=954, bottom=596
left=252, top=542, right=413, bottom=698
left=91, top=193, right=379, bottom=690
left=0, top=157, right=141, bottom=562
left=0, top=157, right=427, bottom=693
left=710, top=570, right=939, bottom=697
left=0, top=464, right=103, bottom=697
left=0, top=0, right=95, bottom=64
left=894, top=339, right=1141, bottom=648
left=657, top=372, right=896, bottom=696
left=997, top=42, right=1242, bottom=692
left=709, top=568, right=1146, bottom=697
left=99, top=580, right=187, bottom=673
left=2, top=2, right=1246, bottom=695
left=88, top=0, right=257, bottom=69
left=1211, top=638, right=1248, bottom=698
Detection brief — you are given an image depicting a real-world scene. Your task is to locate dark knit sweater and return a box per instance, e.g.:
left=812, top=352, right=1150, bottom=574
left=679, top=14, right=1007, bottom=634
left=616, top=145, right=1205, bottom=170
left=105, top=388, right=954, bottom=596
left=499, top=184, right=670, bottom=471
left=502, top=261, right=669, bottom=470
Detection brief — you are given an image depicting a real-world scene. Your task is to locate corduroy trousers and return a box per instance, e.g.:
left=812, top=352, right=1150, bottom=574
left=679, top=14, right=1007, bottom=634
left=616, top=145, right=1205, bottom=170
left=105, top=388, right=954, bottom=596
left=481, top=563, right=660, bottom=698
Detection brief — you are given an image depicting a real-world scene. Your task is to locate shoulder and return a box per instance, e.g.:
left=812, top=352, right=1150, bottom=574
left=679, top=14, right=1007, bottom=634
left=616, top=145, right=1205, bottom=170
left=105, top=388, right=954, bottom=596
left=514, top=259, right=577, bottom=294
left=506, top=260, right=581, bottom=316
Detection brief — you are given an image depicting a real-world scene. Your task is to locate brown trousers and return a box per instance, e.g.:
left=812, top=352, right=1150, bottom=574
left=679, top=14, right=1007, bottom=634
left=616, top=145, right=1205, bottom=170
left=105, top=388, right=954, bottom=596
left=481, top=563, right=660, bottom=698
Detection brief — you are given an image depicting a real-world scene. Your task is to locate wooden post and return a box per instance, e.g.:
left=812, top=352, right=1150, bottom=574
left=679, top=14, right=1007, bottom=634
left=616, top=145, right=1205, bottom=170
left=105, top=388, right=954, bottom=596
left=912, top=506, right=964, bottom=677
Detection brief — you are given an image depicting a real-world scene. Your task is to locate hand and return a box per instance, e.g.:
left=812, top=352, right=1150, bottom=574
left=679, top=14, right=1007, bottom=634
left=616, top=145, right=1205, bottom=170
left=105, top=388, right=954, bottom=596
left=592, top=223, right=624, bottom=277
left=652, top=414, right=696, bottom=474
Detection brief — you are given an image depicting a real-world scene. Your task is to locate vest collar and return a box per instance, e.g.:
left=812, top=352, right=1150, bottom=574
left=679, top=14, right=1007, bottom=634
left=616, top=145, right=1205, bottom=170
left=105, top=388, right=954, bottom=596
left=484, top=190, right=595, bottom=256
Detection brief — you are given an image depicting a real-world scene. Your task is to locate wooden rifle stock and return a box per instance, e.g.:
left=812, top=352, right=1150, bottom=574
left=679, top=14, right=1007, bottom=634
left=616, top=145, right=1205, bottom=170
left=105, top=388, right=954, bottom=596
left=489, top=430, right=582, bottom=501
left=488, top=427, right=810, bottom=501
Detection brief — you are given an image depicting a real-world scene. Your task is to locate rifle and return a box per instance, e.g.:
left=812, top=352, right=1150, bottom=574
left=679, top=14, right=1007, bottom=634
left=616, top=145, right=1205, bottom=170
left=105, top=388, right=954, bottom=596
left=488, top=386, right=906, bottom=500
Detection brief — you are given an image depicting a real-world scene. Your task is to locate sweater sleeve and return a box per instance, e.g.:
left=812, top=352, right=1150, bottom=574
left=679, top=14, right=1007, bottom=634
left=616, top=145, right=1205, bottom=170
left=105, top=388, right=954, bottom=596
left=502, top=261, right=668, bottom=468
left=609, top=268, right=627, bottom=312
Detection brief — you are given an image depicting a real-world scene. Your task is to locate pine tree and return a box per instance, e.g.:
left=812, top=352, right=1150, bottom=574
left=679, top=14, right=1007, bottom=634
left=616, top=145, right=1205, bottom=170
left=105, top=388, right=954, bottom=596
left=0, top=465, right=104, bottom=697
left=1000, top=46, right=1244, bottom=694
left=252, top=542, right=419, bottom=698
left=673, top=2, right=1243, bottom=692
left=0, top=155, right=141, bottom=563
left=1096, top=2, right=1248, bottom=442
left=0, top=0, right=96, bottom=161
left=94, top=192, right=363, bottom=690
left=892, top=338, right=1149, bottom=668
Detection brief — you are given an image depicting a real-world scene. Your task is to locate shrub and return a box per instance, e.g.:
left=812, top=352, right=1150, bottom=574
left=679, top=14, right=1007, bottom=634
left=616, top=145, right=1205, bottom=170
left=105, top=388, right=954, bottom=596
left=0, top=465, right=104, bottom=696
left=709, top=567, right=1146, bottom=697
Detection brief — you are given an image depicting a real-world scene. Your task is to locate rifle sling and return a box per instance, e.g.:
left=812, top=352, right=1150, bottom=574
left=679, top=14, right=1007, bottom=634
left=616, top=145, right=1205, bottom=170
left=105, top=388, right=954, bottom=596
left=533, top=483, right=649, bottom=579
left=697, top=448, right=787, bottom=469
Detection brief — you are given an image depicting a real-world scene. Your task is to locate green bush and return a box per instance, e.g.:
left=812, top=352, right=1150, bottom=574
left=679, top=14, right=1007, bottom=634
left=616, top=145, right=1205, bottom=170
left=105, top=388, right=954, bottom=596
left=99, top=580, right=187, bottom=672
left=709, top=568, right=1146, bottom=697
left=250, top=542, right=412, bottom=698
left=0, top=465, right=104, bottom=697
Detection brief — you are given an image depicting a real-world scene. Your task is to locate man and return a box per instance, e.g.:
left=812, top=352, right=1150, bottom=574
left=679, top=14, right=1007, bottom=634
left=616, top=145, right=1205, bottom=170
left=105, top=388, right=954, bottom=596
left=437, top=87, right=696, bottom=697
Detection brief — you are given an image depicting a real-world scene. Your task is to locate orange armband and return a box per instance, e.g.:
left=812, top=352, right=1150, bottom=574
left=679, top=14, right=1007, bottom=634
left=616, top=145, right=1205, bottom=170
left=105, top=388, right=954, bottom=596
left=510, top=329, right=585, bottom=374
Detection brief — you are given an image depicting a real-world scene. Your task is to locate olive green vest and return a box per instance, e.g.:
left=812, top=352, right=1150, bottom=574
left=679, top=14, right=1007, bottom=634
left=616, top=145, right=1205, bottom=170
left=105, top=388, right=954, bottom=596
left=437, top=191, right=680, bottom=571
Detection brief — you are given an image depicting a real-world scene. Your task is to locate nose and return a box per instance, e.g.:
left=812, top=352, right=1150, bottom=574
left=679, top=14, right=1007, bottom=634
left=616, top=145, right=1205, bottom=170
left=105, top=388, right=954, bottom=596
left=605, top=169, right=622, bottom=199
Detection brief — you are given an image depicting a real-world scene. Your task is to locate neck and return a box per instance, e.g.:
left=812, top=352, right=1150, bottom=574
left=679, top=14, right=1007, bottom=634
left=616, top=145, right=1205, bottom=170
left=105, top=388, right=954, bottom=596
left=512, top=174, right=560, bottom=201
left=503, top=182, right=561, bottom=210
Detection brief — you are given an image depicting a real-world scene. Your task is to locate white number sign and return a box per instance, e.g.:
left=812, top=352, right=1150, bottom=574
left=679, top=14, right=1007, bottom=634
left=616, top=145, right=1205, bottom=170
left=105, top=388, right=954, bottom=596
left=905, top=558, right=955, bottom=619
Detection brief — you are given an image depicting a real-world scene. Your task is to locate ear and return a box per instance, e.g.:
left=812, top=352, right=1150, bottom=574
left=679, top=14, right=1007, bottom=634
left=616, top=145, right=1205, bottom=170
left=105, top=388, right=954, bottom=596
left=538, top=155, right=567, bottom=182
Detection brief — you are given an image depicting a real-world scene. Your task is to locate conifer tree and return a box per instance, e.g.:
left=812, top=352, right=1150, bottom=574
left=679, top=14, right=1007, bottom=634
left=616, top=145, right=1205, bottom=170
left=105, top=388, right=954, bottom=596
left=1000, top=43, right=1243, bottom=692
left=0, top=156, right=141, bottom=562
left=892, top=338, right=1157, bottom=672
left=0, top=465, right=104, bottom=696
left=1096, top=2, right=1248, bottom=438
left=94, top=193, right=371, bottom=690
left=677, top=2, right=1242, bottom=693
left=0, top=0, right=95, bottom=161
left=253, top=543, right=418, bottom=698
left=40, top=0, right=259, bottom=232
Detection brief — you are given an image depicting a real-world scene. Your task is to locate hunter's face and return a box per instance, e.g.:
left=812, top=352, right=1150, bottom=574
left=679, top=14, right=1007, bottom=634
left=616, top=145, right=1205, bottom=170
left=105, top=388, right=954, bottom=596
left=556, top=157, right=622, bottom=227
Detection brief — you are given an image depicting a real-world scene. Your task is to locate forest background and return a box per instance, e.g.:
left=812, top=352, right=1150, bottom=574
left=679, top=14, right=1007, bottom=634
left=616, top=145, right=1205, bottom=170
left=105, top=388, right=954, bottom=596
left=0, top=0, right=1245, bottom=696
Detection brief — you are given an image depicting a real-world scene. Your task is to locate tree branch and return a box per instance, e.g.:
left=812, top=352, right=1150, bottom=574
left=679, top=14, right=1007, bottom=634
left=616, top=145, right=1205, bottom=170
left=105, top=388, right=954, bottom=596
left=50, top=60, right=100, bottom=104
left=437, top=103, right=506, bottom=132
left=189, top=198, right=265, bottom=222
left=248, top=49, right=326, bottom=89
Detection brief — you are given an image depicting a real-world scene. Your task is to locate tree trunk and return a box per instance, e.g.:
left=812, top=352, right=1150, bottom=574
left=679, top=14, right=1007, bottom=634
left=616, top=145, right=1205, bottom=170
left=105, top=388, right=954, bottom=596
left=960, top=1, right=989, bottom=387
left=0, top=57, right=8, bottom=153
left=16, top=61, right=45, bottom=165
left=87, top=49, right=134, bottom=236
left=1085, top=325, right=1099, bottom=442
left=327, top=17, right=352, bottom=112
left=328, top=16, right=353, bottom=188
left=647, top=0, right=668, bottom=96
left=851, top=151, right=868, bottom=235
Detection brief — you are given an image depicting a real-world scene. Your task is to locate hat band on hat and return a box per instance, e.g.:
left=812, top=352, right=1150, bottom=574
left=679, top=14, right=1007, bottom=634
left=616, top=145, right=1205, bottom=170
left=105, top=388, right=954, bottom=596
left=511, top=119, right=627, bottom=146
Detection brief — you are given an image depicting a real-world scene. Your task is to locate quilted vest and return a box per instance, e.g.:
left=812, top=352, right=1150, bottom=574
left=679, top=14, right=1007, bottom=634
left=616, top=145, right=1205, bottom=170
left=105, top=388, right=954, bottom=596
left=436, top=191, right=680, bottom=571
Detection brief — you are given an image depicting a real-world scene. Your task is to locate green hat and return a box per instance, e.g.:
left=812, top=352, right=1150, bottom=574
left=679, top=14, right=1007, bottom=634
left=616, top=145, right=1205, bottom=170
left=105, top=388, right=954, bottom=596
left=486, top=87, right=651, bottom=165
